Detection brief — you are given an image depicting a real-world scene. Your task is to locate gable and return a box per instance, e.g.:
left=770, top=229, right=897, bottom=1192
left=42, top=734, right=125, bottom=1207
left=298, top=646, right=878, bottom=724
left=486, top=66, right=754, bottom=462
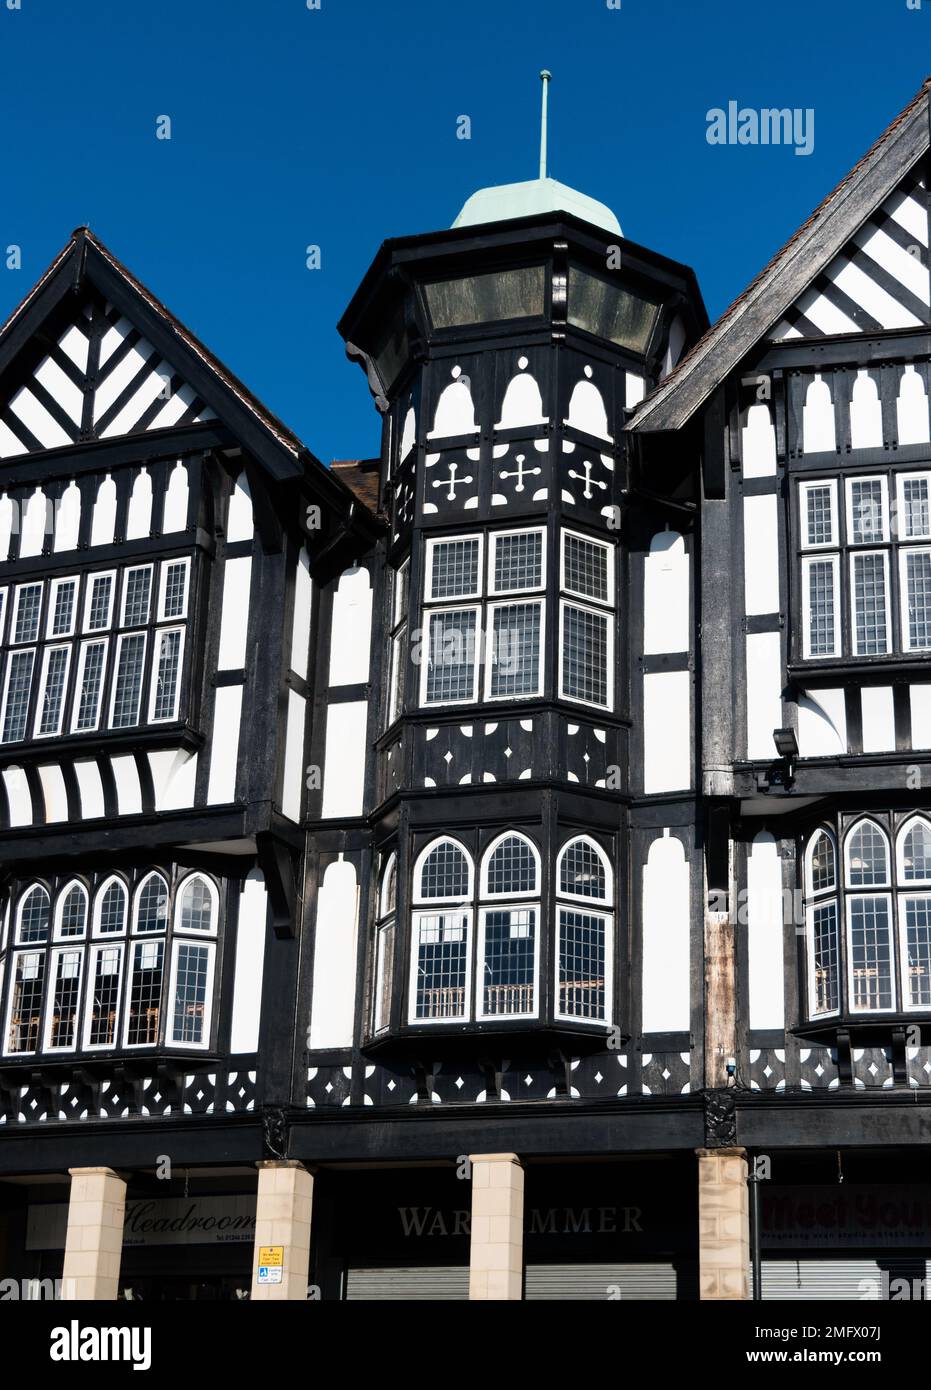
left=771, top=172, right=929, bottom=339
left=0, top=296, right=216, bottom=460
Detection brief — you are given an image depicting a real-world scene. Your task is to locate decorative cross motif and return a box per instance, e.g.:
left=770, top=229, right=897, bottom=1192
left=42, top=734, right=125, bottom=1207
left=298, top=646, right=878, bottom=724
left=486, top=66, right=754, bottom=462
left=432, top=461, right=474, bottom=501
left=568, top=458, right=608, bottom=499
left=499, top=453, right=542, bottom=493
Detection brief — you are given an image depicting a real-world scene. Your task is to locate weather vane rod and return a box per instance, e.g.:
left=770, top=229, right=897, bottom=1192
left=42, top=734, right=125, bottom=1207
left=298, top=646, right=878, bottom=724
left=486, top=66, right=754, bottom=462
left=539, top=69, right=552, bottom=180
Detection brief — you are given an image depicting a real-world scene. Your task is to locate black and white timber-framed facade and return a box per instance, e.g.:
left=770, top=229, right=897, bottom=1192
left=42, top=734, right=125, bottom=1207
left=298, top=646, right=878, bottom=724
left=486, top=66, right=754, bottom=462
left=5, top=82, right=931, bottom=1303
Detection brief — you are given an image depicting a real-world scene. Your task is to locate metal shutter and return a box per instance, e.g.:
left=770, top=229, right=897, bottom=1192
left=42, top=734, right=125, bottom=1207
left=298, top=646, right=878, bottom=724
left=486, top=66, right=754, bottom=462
left=344, top=1266, right=469, bottom=1300
left=761, top=1257, right=931, bottom=1300
left=525, top=1262, right=678, bottom=1300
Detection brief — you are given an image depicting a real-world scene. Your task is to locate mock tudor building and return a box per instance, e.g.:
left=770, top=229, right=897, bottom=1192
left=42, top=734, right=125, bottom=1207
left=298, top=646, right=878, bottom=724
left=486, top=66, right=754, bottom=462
left=3, top=79, right=931, bottom=1302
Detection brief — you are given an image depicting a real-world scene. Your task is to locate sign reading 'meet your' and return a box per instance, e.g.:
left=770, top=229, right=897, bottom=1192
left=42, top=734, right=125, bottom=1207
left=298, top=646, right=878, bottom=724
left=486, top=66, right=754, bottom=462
left=26, top=1196, right=257, bottom=1250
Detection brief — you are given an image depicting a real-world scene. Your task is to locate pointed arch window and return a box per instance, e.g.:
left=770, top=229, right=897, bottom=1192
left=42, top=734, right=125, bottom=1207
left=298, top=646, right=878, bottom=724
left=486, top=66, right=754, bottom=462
left=805, top=830, right=839, bottom=1016
left=55, top=882, right=88, bottom=940
left=898, top=817, right=931, bottom=1009
left=134, top=873, right=170, bottom=934
left=477, top=833, right=540, bottom=1019
left=409, top=838, right=473, bottom=1022
left=555, top=836, right=612, bottom=1023
left=94, top=878, right=128, bottom=937
left=844, top=820, right=893, bottom=1011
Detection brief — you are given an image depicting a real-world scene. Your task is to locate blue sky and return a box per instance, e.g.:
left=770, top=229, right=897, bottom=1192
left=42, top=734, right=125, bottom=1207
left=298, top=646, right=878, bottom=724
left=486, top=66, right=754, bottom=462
left=0, top=0, right=928, bottom=463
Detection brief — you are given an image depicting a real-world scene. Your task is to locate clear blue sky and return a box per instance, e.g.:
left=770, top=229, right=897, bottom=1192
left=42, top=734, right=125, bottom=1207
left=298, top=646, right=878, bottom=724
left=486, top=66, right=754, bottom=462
left=1, top=0, right=928, bottom=463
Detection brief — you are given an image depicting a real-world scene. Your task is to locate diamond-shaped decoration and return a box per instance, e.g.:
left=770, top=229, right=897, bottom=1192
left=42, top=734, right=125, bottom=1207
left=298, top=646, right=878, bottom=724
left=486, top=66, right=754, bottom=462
left=455, top=1076, right=464, bottom=1090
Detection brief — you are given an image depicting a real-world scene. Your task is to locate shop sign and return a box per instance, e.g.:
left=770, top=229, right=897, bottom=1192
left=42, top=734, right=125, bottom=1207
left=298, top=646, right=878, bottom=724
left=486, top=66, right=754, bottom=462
left=762, top=1186, right=931, bottom=1248
left=26, top=1196, right=257, bottom=1250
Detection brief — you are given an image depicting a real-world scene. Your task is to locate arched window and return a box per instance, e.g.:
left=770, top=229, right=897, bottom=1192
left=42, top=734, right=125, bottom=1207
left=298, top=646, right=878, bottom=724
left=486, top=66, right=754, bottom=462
left=175, top=874, right=218, bottom=934
left=16, top=884, right=50, bottom=944
left=899, top=817, right=931, bottom=884
left=804, top=830, right=839, bottom=1016
left=134, top=873, right=170, bottom=933
left=555, top=837, right=613, bottom=1024
left=166, top=875, right=218, bottom=1048
left=94, top=878, right=128, bottom=937
left=845, top=819, right=890, bottom=887
left=373, top=853, right=396, bottom=1035
left=414, top=838, right=473, bottom=903
left=55, top=882, right=88, bottom=941
left=409, top=838, right=473, bottom=1022
left=6, top=885, right=50, bottom=1055
left=477, top=833, right=541, bottom=1019
left=843, top=821, right=893, bottom=1011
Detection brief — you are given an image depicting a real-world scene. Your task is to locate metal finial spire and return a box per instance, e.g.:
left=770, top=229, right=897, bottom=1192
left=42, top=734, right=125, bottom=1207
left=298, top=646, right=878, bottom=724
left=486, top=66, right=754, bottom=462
left=539, top=70, right=552, bottom=180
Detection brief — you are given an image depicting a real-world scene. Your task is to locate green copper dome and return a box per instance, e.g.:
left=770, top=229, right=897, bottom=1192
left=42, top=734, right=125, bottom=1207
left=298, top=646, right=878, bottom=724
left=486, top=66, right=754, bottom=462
left=452, top=176, right=622, bottom=237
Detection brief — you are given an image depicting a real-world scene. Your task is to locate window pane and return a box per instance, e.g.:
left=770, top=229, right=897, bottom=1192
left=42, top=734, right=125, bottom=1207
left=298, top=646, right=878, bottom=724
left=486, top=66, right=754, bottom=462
left=2, top=649, right=35, bottom=741
left=567, top=267, right=660, bottom=353
left=180, top=878, right=214, bottom=932
left=18, top=887, right=49, bottom=943
left=811, top=901, right=839, bottom=1014
left=561, top=603, right=609, bottom=706
left=903, top=821, right=931, bottom=881
left=7, top=952, right=45, bottom=1053
left=493, top=531, right=543, bottom=593
left=161, top=561, right=189, bottom=619
left=122, top=567, right=152, bottom=626
left=86, top=946, right=122, bottom=1046
left=485, top=835, right=537, bottom=895
left=171, top=942, right=210, bottom=1044
left=412, top=911, right=469, bottom=1020
left=905, top=550, right=931, bottom=649
left=901, top=477, right=931, bottom=539
left=804, top=485, right=835, bottom=546
left=73, top=640, right=107, bottom=732
left=809, top=833, right=836, bottom=893
left=847, top=822, right=889, bottom=886
left=13, top=584, right=42, bottom=643
left=425, top=609, right=477, bottom=703
left=488, top=601, right=541, bottom=697
left=135, top=875, right=169, bottom=933
left=111, top=633, right=146, bottom=727
left=849, top=478, right=886, bottom=543
left=373, top=921, right=394, bottom=1033
left=388, top=626, right=405, bottom=724
left=481, top=907, right=536, bottom=1016
left=37, top=646, right=70, bottom=736
left=563, top=532, right=610, bottom=603
left=58, top=885, right=87, bottom=939
left=558, top=908, right=607, bottom=1020
left=420, top=842, right=469, bottom=900
left=85, top=574, right=114, bottom=632
left=97, top=882, right=127, bottom=935
left=125, top=939, right=164, bottom=1044
left=805, top=558, right=837, bottom=657
left=424, top=267, right=545, bottom=328
left=48, top=949, right=83, bottom=1049
left=393, top=561, right=410, bottom=626
left=559, top=839, right=608, bottom=900
left=904, top=897, right=931, bottom=1008
left=428, top=538, right=480, bottom=600
left=848, top=896, right=893, bottom=1010
left=852, top=553, right=888, bottom=655
left=49, top=579, right=77, bottom=637
left=151, top=628, right=183, bottom=720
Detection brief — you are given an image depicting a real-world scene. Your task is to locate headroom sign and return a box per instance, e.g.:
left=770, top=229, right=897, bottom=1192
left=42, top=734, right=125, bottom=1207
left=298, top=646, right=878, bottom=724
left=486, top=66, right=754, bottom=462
left=27, top=1196, right=257, bottom=1250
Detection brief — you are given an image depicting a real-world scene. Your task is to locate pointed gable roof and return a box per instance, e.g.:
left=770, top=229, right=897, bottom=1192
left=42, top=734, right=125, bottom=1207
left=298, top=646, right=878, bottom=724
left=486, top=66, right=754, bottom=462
left=630, top=81, right=931, bottom=435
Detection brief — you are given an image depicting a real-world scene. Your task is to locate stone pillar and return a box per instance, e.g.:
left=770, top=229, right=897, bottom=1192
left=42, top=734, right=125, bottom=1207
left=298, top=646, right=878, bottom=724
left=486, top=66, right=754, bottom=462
left=468, top=1152, right=524, bottom=1300
left=250, top=1160, right=314, bottom=1300
left=61, top=1167, right=127, bottom=1301
left=696, top=1147, right=750, bottom=1300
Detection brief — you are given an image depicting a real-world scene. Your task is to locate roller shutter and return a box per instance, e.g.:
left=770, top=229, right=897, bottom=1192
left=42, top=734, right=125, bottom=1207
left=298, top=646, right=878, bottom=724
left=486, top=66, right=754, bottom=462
left=344, top=1266, right=468, bottom=1299
left=525, top=1262, right=678, bottom=1300
left=760, top=1257, right=931, bottom=1300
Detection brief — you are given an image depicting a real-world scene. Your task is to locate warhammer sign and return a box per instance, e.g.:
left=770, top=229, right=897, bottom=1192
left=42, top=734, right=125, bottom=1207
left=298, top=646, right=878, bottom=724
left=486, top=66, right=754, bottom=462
left=397, top=1206, right=643, bottom=1238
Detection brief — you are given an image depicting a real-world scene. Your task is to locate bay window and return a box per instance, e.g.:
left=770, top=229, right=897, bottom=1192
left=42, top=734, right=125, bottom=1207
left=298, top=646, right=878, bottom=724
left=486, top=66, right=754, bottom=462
left=555, top=836, right=613, bottom=1023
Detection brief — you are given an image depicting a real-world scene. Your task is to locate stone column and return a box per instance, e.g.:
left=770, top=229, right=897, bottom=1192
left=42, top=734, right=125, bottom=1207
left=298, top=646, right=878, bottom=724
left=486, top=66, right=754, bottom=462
left=696, top=1147, right=750, bottom=1300
left=468, top=1152, right=524, bottom=1300
left=61, top=1167, right=127, bottom=1301
left=250, top=1160, right=314, bottom=1300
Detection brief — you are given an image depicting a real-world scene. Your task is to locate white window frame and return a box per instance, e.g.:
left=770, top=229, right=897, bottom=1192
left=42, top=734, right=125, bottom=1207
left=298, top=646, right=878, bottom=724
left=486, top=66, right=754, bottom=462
left=476, top=903, right=540, bottom=1021
left=559, top=527, right=615, bottom=604
left=373, top=919, right=395, bottom=1035
left=173, top=873, right=219, bottom=936
left=132, top=872, right=171, bottom=934
left=844, top=819, right=891, bottom=889
left=412, top=836, right=474, bottom=905
left=898, top=545, right=931, bottom=651
left=53, top=881, right=89, bottom=942
left=120, top=563, right=154, bottom=627
left=845, top=892, right=895, bottom=1014
left=166, top=937, right=215, bottom=1049
left=805, top=899, right=841, bottom=1019
left=407, top=907, right=473, bottom=1025
left=897, top=890, right=931, bottom=1012
left=483, top=597, right=545, bottom=701
left=15, top=884, right=50, bottom=944
left=480, top=831, right=541, bottom=900
left=424, top=534, right=483, bottom=603
left=894, top=470, right=931, bottom=542
left=82, top=570, right=116, bottom=633
left=81, top=941, right=125, bottom=1051
left=92, top=876, right=128, bottom=939
left=393, top=558, right=410, bottom=627
left=849, top=549, right=891, bottom=656
left=845, top=474, right=889, bottom=546
left=34, top=642, right=72, bottom=738
left=558, top=599, right=614, bottom=709
left=553, top=904, right=613, bottom=1026
left=108, top=630, right=148, bottom=729
left=798, top=479, right=838, bottom=550
left=555, top=834, right=613, bottom=905
left=420, top=603, right=481, bottom=707
left=801, top=553, right=841, bottom=659
left=488, top=526, right=547, bottom=596
left=42, top=945, right=85, bottom=1053
left=47, top=576, right=79, bottom=638
left=0, top=646, right=36, bottom=743
left=157, top=556, right=191, bottom=622
left=147, top=625, right=185, bottom=723
left=3, top=949, right=46, bottom=1056
left=122, top=936, right=166, bottom=1048
left=897, top=815, right=931, bottom=886
left=11, top=582, right=43, bottom=644
left=70, top=638, right=108, bottom=733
